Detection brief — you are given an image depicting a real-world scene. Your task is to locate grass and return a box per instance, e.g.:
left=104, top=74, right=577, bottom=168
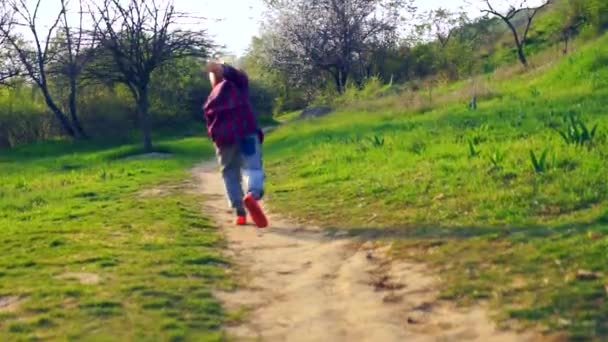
left=264, top=33, right=608, bottom=338
left=274, top=110, right=302, bottom=123
left=0, top=136, right=229, bottom=341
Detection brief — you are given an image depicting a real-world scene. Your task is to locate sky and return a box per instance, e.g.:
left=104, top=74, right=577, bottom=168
left=178, top=0, right=267, bottom=57
left=195, top=0, right=477, bottom=56
left=18, top=0, right=548, bottom=57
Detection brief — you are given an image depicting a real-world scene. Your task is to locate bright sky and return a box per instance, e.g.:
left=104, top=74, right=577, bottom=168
left=177, top=0, right=267, bottom=57
left=22, top=0, right=547, bottom=57
left=23, top=0, right=268, bottom=57
left=194, top=0, right=478, bottom=56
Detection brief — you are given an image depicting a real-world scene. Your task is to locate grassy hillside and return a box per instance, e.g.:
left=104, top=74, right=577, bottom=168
left=0, top=137, right=228, bottom=341
left=265, top=33, right=608, bottom=338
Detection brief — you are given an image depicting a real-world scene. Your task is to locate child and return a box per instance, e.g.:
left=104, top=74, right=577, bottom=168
left=203, top=62, right=268, bottom=228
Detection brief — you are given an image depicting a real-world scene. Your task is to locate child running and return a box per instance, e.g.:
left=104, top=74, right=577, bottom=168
left=203, top=61, right=268, bottom=228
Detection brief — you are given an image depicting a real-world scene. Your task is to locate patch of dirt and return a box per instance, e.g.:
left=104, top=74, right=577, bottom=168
left=0, top=296, right=22, bottom=312
left=125, top=152, right=173, bottom=160
left=58, top=272, right=101, bottom=285
left=139, top=180, right=196, bottom=198
left=298, top=106, right=333, bottom=120
left=194, top=162, right=542, bottom=341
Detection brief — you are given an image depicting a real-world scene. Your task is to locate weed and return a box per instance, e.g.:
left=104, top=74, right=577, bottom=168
left=409, top=141, right=426, bottom=155
left=470, top=124, right=490, bottom=145
left=530, top=149, right=554, bottom=174
left=556, top=112, right=598, bottom=148
left=468, top=139, right=481, bottom=158
left=530, top=86, right=541, bottom=97
left=489, top=149, right=506, bottom=169
left=368, top=135, right=385, bottom=148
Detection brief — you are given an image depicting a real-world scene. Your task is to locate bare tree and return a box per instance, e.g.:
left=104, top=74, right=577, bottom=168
left=0, top=0, right=94, bottom=137
left=264, top=0, right=414, bottom=93
left=481, top=0, right=551, bottom=67
left=91, top=0, right=213, bottom=152
left=0, top=6, right=9, bottom=48
left=47, top=0, right=102, bottom=138
left=0, top=5, right=21, bottom=86
left=0, top=53, right=21, bottom=86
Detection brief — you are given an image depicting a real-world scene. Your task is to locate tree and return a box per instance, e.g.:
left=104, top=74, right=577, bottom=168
left=91, top=0, right=213, bottom=152
left=416, top=8, right=469, bottom=49
left=557, top=2, right=579, bottom=54
left=241, top=34, right=312, bottom=111
left=48, top=0, right=102, bottom=138
left=0, top=5, right=20, bottom=86
left=414, top=8, right=471, bottom=80
left=579, top=0, right=608, bottom=34
left=481, top=0, right=551, bottom=67
left=0, top=0, right=93, bottom=137
left=455, top=17, right=494, bottom=77
left=263, top=0, right=415, bottom=93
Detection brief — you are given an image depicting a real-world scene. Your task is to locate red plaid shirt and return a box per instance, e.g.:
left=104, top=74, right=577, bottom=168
left=203, top=65, right=262, bottom=147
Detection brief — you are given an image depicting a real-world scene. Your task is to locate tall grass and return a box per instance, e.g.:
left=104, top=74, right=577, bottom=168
left=0, top=87, right=56, bottom=148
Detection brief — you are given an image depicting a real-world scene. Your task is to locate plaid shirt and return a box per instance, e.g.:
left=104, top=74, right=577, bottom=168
left=203, top=65, right=261, bottom=147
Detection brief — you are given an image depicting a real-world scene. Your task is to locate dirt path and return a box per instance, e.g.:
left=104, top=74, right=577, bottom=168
left=194, top=163, right=538, bottom=342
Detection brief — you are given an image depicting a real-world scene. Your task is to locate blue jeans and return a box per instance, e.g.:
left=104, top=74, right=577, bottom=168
left=216, top=134, right=265, bottom=210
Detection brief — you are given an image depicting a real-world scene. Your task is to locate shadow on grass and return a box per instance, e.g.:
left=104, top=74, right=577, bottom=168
left=0, top=129, right=211, bottom=164
left=321, top=215, right=608, bottom=242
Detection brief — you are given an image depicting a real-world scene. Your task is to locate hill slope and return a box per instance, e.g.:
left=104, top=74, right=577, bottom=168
left=264, top=33, right=608, bottom=338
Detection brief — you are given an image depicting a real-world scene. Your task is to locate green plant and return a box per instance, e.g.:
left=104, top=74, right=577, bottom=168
left=489, top=149, right=506, bottom=169
left=369, top=135, right=385, bottom=148
left=468, top=139, right=481, bottom=158
left=470, top=124, right=490, bottom=145
left=556, top=112, right=598, bottom=148
left=530, top=86, right=541, bottom=97
left=409, top=141, right=426, bottom=155
left=530, top=149, right=554, bottom=173
left=590, top=71, right=608, bottom=90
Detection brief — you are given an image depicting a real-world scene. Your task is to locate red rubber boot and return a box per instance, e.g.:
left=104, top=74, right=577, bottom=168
left=235, top=216, right=247, bottom=226
left=243, top=193, right=268, bottom=228
left=235, top=207, right=247, bottom=226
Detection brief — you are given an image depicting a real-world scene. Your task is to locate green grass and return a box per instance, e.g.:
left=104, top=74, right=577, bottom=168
left=265, top=34, right=608, bottom=338
left=0, top=136, right=229, bottom=341
left=274, top=110, right=302, bottom=123
left=258, top=115, right=281, bottom=128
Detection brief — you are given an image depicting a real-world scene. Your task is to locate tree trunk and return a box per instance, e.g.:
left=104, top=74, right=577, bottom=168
left=68, top=77, right=87, bottom=139
left=332, top=70, right=343, bottom=93
left=41, top=89, right=75, bottom=137
left=505, top=21, right=528, bottom=67
left=137, top=87, right=153, bottom=152
left=340, top=70, right=348, bottom=92
left=516, top=44, right=528, bottom=67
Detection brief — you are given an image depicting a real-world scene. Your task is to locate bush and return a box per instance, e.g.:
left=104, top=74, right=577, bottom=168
left=249, top=80, right=276, bottom=118
left=0, top=87, right=57, bottom=148
left=78, top=85, right=135, bottom=140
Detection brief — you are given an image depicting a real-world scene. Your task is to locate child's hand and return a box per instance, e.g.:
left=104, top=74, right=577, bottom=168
left=207, top=62, right=224, bottom=77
